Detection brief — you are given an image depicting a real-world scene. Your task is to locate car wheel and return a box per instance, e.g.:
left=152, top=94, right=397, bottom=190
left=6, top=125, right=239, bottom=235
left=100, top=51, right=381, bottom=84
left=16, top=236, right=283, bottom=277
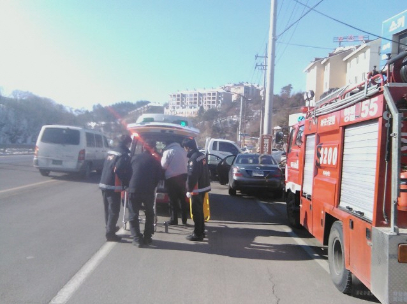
left=228, top=186, right=236, bottom=196
left=328, top=221, right=352, bottom=294
left=286, top=191, right=301, bottom=228
left=39, top=169, right=50, bottom=177
left=82, top=163, right=92, bottom=179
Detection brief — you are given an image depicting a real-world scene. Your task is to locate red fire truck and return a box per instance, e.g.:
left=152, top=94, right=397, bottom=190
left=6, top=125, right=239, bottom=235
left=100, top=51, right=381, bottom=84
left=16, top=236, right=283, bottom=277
left=285, top=51, right=407, bottom=304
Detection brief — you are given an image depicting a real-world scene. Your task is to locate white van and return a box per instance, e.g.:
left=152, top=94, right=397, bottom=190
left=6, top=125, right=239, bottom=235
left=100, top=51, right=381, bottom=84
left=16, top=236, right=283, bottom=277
left=33, top=125, right=110, bottom=178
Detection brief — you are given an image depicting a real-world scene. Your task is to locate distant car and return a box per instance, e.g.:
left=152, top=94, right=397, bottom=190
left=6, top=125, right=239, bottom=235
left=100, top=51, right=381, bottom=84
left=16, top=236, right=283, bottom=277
left=217, top=153, right=284, bottom=197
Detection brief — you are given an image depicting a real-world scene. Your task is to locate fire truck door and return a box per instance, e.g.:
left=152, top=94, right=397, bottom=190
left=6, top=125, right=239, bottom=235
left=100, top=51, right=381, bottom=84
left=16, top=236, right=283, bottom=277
left=339, top=121, right=378, bottom=221
left=339, top=121, right=378, bottom=283
left=300, top=134, right=316, bottom=232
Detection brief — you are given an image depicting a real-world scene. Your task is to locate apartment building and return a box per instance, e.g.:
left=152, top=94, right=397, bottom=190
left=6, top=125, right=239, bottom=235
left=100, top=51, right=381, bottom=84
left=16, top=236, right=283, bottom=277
left=343, top=39, right=381, bottom=86
left=165, top=83, right=262, bottom=117
left=304, top=10, right=407, bottom=104
left=304, top=47, right=354, bottom=103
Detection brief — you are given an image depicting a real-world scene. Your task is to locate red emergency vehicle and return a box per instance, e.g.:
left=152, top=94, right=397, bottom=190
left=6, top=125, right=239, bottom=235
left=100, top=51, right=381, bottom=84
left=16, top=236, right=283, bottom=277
left=285, top=51, right=407, bottom=304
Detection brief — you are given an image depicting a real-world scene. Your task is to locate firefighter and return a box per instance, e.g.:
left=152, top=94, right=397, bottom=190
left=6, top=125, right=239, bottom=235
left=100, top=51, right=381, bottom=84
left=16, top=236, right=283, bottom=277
left=182, top=138, right=211, bottom=241
left=99, top=134, right=132, bottom=242
left=367, top=65, right=386, bottom=82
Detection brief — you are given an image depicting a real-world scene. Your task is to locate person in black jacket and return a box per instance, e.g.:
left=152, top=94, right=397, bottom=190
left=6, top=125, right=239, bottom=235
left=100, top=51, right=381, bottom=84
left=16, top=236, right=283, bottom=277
left=182, top=138, right=211, bottom=241
left=99, top=134, right=132, bottom=242
left=127, top=139, right=162, bottom=247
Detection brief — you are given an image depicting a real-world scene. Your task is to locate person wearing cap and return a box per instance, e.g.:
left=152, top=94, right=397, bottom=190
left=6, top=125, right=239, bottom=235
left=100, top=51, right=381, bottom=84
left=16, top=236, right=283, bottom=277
left=161, top=140, right=189, bottom=225
left=127, top=139, right=162, bottom=247
left=182, top=137, right=211, bottom=241
left=99, top=134, right=132, bottom=242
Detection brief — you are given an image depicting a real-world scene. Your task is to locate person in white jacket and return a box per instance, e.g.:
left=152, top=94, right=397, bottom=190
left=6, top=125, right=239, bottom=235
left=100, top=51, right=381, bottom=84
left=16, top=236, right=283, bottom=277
left=161, top=141, right=189, bottom=225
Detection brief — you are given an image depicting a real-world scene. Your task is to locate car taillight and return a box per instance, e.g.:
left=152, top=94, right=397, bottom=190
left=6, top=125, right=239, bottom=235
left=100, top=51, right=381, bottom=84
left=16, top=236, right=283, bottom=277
left=233, top=167, right=243, bottom=177
left=78, top=149, right=85, bottom=161
left=270, top=170, right=282, bottom=177
left=34, top=146, right=39, bottom=156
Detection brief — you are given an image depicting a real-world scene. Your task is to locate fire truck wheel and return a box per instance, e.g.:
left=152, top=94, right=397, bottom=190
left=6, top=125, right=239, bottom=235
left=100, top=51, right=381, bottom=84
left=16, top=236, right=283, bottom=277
left=328, top=221, right=352, bottom=294
left=286, top=191, right=300, bottom=228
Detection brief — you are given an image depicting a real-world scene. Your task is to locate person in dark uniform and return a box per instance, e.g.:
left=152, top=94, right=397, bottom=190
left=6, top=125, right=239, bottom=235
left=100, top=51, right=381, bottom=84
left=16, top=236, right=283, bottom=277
left=182, top=138, right=211, bottom=241
left=127, top=139, right=162, bottom=247
left=99, top=134, right=132, bottom=242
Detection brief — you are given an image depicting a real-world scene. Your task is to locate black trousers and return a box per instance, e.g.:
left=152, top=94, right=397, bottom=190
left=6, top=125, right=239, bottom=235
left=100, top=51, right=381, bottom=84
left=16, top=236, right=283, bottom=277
left=101, top=190, right=121, bottom=237
left=166, top=174, right=188, bottom=224
left=191, top=192, right=205, bottom=237
left=128, top=192, right=155, bottom=239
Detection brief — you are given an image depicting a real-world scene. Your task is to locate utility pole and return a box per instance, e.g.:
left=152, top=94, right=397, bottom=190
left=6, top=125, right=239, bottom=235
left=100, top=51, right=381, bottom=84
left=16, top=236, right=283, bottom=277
left=263, top=0, right=277, bottom=137
left=238, top=95, right=243, bottom=144
left=255, top=44, right=267, bottom=138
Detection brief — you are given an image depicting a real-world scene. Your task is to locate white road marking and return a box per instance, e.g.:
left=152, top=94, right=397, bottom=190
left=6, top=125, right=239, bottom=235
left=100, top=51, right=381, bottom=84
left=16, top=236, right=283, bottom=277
left=0, top=180, right=58, bottom=194
left=282, top=227, right=329, bottom=273
left=257, top=200, right=275, bottom=216
left=49, top=241, right=117, bottom=304
left=257, top=200, right=329, bottom=273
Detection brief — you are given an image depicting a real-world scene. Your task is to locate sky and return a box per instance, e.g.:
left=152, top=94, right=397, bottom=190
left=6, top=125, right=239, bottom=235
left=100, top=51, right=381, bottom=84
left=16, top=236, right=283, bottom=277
left=0, top=0, right=406, bottom=111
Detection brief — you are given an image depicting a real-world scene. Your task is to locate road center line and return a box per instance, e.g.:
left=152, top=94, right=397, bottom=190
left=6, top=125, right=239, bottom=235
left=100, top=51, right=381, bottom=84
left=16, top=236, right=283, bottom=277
left=49, top=241, right=117, bottom=304
left=257, top=200, right=329, bottom=273
left=0, top=180, right=58, bottom=194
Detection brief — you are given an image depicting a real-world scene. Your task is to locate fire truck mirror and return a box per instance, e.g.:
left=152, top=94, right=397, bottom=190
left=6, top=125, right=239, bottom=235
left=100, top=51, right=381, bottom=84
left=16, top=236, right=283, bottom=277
left=275, top=131, right=284, bottom=143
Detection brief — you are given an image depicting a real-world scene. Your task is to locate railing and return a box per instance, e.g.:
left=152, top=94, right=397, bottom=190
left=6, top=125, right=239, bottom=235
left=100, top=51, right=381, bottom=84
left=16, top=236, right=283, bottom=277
left=0, top=144, right=35, bottom=154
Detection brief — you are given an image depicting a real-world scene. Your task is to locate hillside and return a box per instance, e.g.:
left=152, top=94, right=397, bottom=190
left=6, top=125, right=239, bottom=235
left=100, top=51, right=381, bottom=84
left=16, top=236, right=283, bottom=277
left=0, top=85, right=304, bottom=146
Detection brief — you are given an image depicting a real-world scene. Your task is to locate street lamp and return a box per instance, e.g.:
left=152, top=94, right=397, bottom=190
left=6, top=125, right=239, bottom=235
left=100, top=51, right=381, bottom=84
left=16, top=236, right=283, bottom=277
left=234, top=93, right=251, bottom=146
left=220, top=87, right=251, bottom=147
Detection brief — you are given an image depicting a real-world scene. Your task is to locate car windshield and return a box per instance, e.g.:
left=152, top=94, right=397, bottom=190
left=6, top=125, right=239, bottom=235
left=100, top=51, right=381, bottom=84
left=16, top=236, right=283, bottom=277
left=235, top=155, right=276, bottom=165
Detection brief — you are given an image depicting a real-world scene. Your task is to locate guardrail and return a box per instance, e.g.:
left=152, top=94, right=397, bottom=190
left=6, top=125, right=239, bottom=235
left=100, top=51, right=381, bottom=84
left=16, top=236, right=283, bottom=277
left=0, top=144, right=35, bottom=154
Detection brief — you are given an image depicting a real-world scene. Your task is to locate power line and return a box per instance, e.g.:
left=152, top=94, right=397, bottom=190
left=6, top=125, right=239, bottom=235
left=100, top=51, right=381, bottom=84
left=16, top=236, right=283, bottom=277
left=278, top=0, right=325, bottom=38
left=276, top=0, right=312, bottom=64
left=277, top=41, right=333, bottom=50
left=294, top=0, right=407, bottom=47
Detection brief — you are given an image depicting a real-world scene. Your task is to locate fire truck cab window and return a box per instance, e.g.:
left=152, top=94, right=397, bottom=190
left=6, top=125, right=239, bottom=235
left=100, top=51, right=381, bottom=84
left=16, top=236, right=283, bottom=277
left=295, top=125, right=304, bottom=146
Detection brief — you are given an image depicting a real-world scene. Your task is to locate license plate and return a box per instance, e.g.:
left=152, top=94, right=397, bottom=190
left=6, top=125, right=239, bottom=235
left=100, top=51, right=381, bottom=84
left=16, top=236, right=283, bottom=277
left=252, top=170, right=264, bottom=177
left=156, top=193, right=165, bottom=200
left=52, top=160, right=62, bottom=165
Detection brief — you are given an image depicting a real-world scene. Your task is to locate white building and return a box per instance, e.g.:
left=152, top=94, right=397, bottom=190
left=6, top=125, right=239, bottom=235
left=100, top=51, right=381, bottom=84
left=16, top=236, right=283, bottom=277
left=304, top=10, right=407, bottom=105
left=165, top=83, right=262, bottom=117
left=343, top=39, right=382, bottom=86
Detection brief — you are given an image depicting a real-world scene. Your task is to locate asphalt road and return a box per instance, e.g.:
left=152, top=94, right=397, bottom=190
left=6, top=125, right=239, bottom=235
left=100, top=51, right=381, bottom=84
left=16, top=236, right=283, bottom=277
left=0, top=155, right=378, bottom=304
